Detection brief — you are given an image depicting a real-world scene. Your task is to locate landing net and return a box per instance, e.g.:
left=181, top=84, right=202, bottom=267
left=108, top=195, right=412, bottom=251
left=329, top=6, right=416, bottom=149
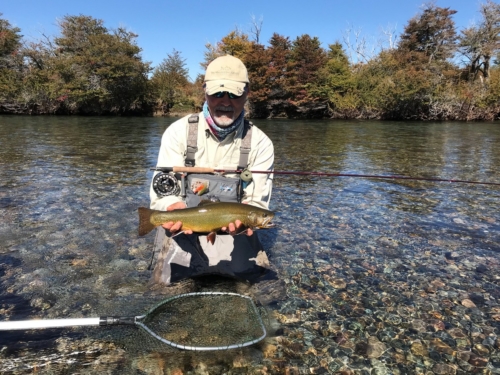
left=136, top=292, right=266, bottom=351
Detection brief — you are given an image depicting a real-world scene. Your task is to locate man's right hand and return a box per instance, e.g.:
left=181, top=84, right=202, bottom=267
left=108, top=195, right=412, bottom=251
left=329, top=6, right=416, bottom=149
left=161, top=202, right=193, bottom=235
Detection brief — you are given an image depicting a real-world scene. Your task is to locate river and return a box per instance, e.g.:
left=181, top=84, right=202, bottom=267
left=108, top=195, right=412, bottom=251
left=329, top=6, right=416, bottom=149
left=0, top=116, right=499, bottom=374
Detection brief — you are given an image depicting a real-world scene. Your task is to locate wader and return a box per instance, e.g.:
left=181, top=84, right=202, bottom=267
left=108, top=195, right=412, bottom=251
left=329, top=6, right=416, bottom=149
left=152, top=115, right=272, bottom=285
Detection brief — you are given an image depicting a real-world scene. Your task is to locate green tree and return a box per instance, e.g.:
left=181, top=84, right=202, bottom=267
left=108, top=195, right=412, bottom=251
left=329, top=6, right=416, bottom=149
left=289, top=34, right=328, bottom=117
left=201, top=29, right=252, bottom=69
left=0, top=14, right=23, bottom=101
left=52, top=15, right=151, bottom=114
left=151, top=49, right=192, bottom=113
left=398, top=4, right=458, bottom=64
left=313, top=42, right=356, bottom=116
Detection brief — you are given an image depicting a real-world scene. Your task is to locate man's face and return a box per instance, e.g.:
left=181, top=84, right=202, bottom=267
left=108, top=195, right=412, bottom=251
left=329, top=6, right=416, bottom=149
left=205, top=89, right=248, bottom=127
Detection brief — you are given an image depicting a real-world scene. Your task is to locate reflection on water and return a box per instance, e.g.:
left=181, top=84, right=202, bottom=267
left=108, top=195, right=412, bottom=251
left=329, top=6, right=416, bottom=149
left=1, top=116, right=500, bottom=374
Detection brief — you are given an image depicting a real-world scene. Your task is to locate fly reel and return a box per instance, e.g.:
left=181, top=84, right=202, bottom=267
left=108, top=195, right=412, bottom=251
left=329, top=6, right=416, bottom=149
left=152, top=172, right=180, bottom=197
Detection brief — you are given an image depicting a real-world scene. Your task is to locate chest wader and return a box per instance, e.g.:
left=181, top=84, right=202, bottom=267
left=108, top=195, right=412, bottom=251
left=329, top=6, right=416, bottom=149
left=152, top=115, right=272, bottom=285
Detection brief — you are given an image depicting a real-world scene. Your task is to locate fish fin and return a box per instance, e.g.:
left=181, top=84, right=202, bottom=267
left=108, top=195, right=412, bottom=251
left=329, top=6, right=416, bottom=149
left=207, top=232, right=217, bottom=245
left=138, top=207, right=157, bottom=236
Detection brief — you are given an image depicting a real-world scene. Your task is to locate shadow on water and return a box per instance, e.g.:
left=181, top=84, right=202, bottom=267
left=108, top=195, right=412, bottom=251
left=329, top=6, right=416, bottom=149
left=1, top=116, right=500, bottom=373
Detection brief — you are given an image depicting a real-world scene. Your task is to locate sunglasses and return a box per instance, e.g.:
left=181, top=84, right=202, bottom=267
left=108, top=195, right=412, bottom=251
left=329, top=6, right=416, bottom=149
left=210, top=91, right=243, bottom=99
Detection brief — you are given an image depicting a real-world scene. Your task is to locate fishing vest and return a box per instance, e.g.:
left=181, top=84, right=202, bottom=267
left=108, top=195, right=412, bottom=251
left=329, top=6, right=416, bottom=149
left=184, top=114, right=253, bottom=207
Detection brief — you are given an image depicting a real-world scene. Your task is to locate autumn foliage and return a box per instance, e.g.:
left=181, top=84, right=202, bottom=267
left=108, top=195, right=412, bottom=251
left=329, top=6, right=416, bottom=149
left=1, top=2, right=499, bottom=120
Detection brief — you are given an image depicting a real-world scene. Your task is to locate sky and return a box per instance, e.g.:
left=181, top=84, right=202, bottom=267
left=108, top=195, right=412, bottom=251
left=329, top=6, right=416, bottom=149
left=2, top=0, right=489, bottom=81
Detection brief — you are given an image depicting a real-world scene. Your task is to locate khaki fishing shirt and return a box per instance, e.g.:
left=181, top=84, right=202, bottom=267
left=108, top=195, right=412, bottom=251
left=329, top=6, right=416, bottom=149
left=150, top=113, right=274, bottom=211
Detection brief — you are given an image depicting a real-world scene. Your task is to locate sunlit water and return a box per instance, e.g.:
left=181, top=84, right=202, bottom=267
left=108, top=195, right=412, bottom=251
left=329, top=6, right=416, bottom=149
left=1, top=116, right=499, bottom=374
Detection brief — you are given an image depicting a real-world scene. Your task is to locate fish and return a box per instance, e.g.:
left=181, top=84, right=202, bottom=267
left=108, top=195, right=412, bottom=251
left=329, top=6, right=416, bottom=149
left=138, top=202, right=275, bottom=244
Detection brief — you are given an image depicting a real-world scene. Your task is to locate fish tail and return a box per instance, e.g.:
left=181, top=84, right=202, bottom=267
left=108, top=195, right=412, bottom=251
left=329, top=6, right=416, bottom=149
left=138, top=207, right=157, bottom=236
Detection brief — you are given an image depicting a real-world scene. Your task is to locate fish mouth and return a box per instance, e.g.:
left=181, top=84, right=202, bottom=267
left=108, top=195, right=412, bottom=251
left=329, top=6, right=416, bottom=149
left=261, top=216, right=275, bottom=228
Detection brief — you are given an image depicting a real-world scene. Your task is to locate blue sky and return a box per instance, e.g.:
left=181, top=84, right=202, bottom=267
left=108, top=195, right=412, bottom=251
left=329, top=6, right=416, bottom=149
left=3, top=0, right=488, bottom=80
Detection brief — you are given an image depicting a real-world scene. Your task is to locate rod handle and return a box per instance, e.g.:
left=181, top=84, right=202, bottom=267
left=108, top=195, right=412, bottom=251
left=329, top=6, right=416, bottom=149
left=171, top=166, right=217, bottom=173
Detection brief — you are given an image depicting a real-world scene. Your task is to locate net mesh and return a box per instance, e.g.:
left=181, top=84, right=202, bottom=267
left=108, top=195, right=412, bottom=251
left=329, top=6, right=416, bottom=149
left=139, top=292, right=266, bottom=350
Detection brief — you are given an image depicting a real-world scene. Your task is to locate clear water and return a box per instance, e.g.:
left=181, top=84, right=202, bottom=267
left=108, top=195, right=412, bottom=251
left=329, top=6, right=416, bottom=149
left=1, top=116, right=499, bottom=374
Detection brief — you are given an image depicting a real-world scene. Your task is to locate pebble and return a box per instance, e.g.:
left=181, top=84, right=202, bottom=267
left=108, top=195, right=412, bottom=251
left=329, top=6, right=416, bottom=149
left=2, top=120, right=500, bottom=374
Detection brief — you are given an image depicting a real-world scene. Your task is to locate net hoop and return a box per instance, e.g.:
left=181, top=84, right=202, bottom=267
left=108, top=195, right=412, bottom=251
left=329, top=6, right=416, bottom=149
left=135, top=291, right=267, bottom=351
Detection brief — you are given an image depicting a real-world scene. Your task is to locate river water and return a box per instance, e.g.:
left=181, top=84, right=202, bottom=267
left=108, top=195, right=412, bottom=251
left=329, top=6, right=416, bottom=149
left=0, top=116, right=499, bottom=374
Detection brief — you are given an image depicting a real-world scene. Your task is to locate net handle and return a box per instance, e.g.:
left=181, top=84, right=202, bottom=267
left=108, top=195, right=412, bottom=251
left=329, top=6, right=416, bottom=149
left=0, top=316, right=139, bottom=330
left=0, top=317, right=101, bottom=330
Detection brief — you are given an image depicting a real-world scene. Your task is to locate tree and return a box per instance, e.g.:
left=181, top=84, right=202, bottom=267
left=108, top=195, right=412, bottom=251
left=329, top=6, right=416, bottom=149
left=288, top=34, right=328, bottom=117
left=50, top=15, right=151, bottom=114
left=201, top=29, right=252, bottom=69
left=458, top=0, right=500, bottom=81
left=398, top=3, right=458, bottom=64
left=0, top=14, right=23, bottom=101
left=266, top=33, right=294, bottom=117
left=313, top=42, right=357, bottom=116
left=151, top=49, right=192, bottom=112
left=0, top=15, right=22, bottom=61
left=244, top=42, right=271, bottom=117
left=249, top=14, right=263, bottom=43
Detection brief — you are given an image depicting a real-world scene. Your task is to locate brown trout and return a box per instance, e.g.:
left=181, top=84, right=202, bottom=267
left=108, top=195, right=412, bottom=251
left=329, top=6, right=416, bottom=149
left=138, top=202, right=274, bottom=243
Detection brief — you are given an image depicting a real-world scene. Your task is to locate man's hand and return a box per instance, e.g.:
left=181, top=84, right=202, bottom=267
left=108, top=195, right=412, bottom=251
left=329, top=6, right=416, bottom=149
left=222, top=220, right=254, bottom=236
left=161, top=202, right=193, bottom=235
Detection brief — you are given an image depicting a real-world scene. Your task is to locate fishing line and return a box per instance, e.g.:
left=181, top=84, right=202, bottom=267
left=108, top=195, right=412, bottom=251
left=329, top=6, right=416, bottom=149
left=151, top=167, right=500, bottom=187
left=0, top=292, right=267, bottom=351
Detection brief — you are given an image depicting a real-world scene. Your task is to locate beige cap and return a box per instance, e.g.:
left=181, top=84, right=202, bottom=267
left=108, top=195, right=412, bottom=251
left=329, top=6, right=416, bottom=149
left=204, top=55, right=249, bottom=96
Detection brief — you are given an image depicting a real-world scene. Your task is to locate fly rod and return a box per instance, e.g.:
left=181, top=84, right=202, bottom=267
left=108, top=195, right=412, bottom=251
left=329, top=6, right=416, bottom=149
left=151, top=166, right=500, bottom=187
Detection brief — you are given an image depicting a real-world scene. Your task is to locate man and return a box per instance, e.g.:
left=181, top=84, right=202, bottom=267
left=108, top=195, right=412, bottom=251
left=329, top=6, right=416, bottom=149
left=150, top=55, right=274, bottom=285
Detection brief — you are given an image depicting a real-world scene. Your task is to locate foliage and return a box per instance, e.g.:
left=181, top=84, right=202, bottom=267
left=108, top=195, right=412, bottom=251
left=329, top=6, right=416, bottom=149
left=244, top=42, right=271, bottom=118
left=265, top=33, right=294, bottom=117
left=288, top=34, right=328, bottom=117
left=398, top=4, right=458, bottom=64
left=0, top=15, right=23, bottom=101
left=0, top=4, right=499, bottom=120
left=312, top=42, right=357, bottom=116
left=458, top=0, right=500, bottom=81
left=150, top=49, right=194, bottom=113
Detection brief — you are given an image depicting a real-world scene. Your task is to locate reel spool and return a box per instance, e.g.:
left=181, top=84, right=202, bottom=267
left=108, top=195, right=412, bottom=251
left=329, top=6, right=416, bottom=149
left=152, top=172, right=180, bottom=197
left=240, top=169, right=253, bottom=183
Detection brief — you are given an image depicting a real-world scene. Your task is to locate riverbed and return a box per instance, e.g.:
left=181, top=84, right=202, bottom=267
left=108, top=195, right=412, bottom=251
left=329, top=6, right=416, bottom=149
left=0, top=116, right=499, bottom=374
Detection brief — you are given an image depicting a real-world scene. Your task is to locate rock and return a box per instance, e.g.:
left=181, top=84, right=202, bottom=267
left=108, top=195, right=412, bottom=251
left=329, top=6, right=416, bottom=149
left=468, top=293, right=486, bottom=306
left=475, top=264, right=488, bottom=273
left=410, top=319, right=427, bottom=333
left=262, top=344, right=277, bottom=359
left=468, top=353, right=489, bottom=368
left=461, top=299, right=476, bottom=308
left=327, top=277, right=347, bottom=289
left=366, top=336, right=387, bottom=358
left=430, top=338, right=455, bottom=355
left=473, top=343, right=490, bottom=356
left=447, top=328, right=466, bottom=339
left=411, top=341, right=429, bottom=357
left=432, top=362, right=457, bottom=374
